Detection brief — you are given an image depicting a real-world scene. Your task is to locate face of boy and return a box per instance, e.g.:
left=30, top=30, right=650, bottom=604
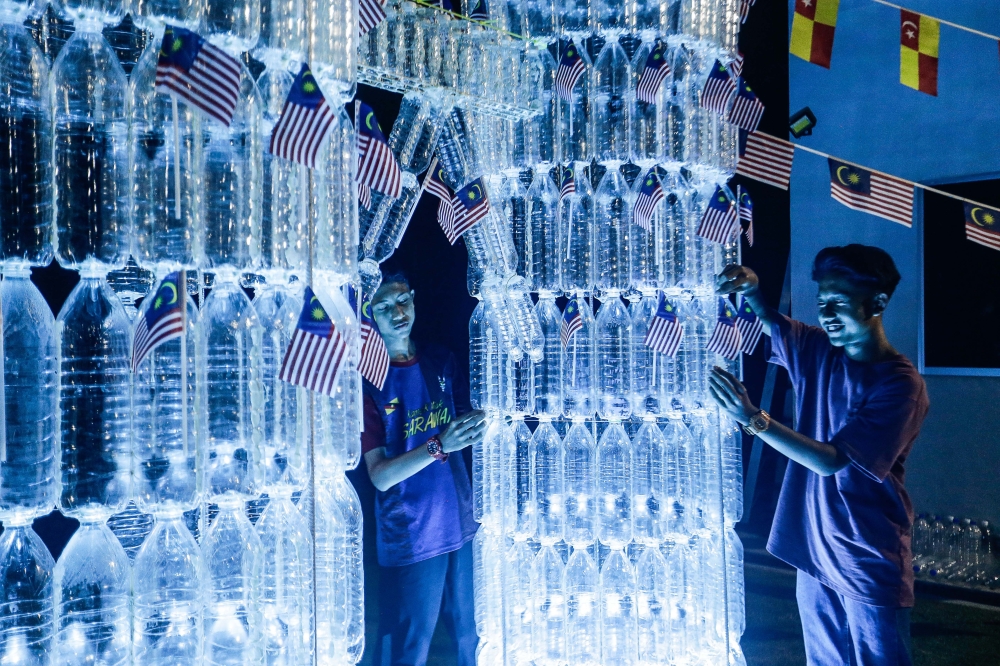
left=371, top=282, right=415, bottom=345
left=815, top=276, right=887, bottom=348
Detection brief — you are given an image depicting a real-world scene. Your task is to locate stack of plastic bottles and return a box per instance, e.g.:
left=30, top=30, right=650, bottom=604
left=0, top=0, right=365, bottom=659
left=912, top=514, right=1000, bottom=589
left=462, top=0, right=749, bottom=664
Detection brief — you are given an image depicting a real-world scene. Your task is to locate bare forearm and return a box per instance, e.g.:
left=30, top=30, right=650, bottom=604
left=366, top=446, right=434, bottom=491
left=743, top=286, right=779, bottom=335
left=758, top=420, right=848, bottom=476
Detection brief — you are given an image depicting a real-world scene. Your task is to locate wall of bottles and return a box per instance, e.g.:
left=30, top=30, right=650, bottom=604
left=913, top=513, right=1000, bottom=589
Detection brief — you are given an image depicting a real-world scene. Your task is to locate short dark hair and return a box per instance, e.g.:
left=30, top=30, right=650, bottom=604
left=379, top=267, right=411, bottom=291
left=811, top=245, right=901, bottom=298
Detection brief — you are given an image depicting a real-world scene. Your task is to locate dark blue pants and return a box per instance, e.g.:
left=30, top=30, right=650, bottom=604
left=796, top=571, right=913, bottom=666
left=373, top=541, right=478, bottom=666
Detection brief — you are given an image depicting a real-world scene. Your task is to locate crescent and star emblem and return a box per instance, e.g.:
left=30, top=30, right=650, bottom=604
left=901, top=20, right=918, bottom=40
left=835, top=165, right=861, bottom=187
left=970, top=208, right=995, bottom=228
left=362, top=300, right=373, bottom=318
left=365, top=112, right=375, bottom=131
left=468, top=184, right=483, bottom=200
left=161, top=282, right=178, bottom=305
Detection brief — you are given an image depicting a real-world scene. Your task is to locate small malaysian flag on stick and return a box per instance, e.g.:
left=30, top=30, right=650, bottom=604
left=739, top=0, right=755, bottom=23
left=346, top=285, right=390, bottom=390
left=637, top=41, right=671, bottom=104
left=737, top=186, right=754, bottom=246
left=451, top=178, right=491, bottom=239
left=700, top=60, right=737, bottom=115
left=559, top=164, right=576, bottom=200
left=555, top=41, right=587, bottom=102
left=735, top=130, right=795, bottom=190
left=633, top=167, right=665, bottom=232
left=269, top=63, right=337, bottom=169
left=706, top=298, right=742, bottom=360
left=424, top=157, right=460, bottom=244
left=828, top=159, right=914, bottom=227
left=644, top=292, right=683, bottom=357
left=726, top=77, right=765, bottom=132
left=730, top=51, right=744, bottom=77
left=964, top=202, right=1000, bottom=252
left=279, top=287, right=349, bottom=396
left=696, top=185, right=739, bottom=244
left=357, top=100, right=402, bottom=204
left=561, top=298, right=584, bottom=348
left=359, top=0, right=387, bottom=36
left=132, top=271, right=186, bottom=373
left=155, top=25, right=242, bottom=127
left=735, top=296, right=763, bottom=354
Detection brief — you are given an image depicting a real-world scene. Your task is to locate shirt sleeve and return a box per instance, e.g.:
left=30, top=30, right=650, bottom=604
left=767, top=314, right=831, bottom=385
left=449, top=352, right=472, bottom=417
left=830, top=374, right=928, bottom=483
left=361, top=393, right=386, bottom=455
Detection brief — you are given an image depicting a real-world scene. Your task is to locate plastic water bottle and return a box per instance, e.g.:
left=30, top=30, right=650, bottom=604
left=358, top=170, right=420, bottom=263
left=511, top=417, right=535, bottom=540
left=130, top=38, right=203, bottom=273
left=389, top=92, right=440, bottom=175
left=562, top=298, right=595, bottom=419
left=592, top=40, right=630, bottom=163
left=559, top=162, right=595, bottom=294
left=636, top=545, right=668, bottom=664
left=202, top=275, right=263, bottom=499
left=595, top=167, right=631, bottom=292
left=435, top=104, right=480, bottom=190
left=721, top=419, right=743, bottom=523
left=309, top=0, right=356, bottom=100
left=311, top=481, right=348, bottom=661
left=505, top=540, right=535, bottom=661
left=675, top=297, right=712, bottom=411
left=629, top=292, right=676, bottom=416
left=53, top=520, right=131, bottom=664
left=506, top=354, right=535, bottom=417
left=133, top=511, right=204, bottom=664
left=564, top=422, right=596, bottom=546
left=526, top=168, right=561, bottom=294
left=524, top=49, right=557, bottom=163
left=482, top=274, right=522, bottom=361
left=498, top=173, right=530, bottom=278
left=332, top=472, right=365, bottom=662
left=726, top=526, right=746, bottom=642
left=629, top=174, right=662, bottom=293
left=558, top=44, right=591, bottom=162
left=0, top=269, right=57, bottom=522
left=564, top=547, right=599, bottom=666
left=531, top=544, right=566, bottom=665
left=0, top=21, right=52, bottom=268
left=595, top=296, right=632, bottom=420
left=57, top=273, right=131, bottom=519
left=253, top=0, right=305, bottom=69
left=312, top=104, right=358, bottom=284
left=504, top=274, right=544, bottom=362
left=0, top=520, right=54, bottom=664
left=51, top=30, right=130, bottom=270
left=601, top=548, right=637, bottom=665
left=632, top=420, right=666, bottom=545
left=469, top=299, right=488, bottom=411
left=131, top=0, right=200, bottom=31
left=523, top=0, right=556, bottom=40
left=107, top=501, right=154, bottom=560
left=203, top=0, right=259, bottom=54
left=473, top=526, right=504, bottom=640
left=630, top=41, right=673, bottom=165
left=672, top=46, right=737, bottom=175
left=597, top=422, right=632, bottom=549
left=663, top=416, right=694, bottom=535
left=533, top=297, right=562, bottom=418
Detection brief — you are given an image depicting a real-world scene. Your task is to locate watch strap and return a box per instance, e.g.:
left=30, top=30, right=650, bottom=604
left=427, top=435, right=449, bottom=462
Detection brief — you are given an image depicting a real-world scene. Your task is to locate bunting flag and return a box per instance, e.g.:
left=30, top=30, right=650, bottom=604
left=468, top=0, right=489, bottom=20
left=154, top=25, right=242, bottom=127
left=359, top=0, right=387, bottom=36
left=696, top=185, right=739, bottom=244
left=637, top=41, right=671, bottom=104
left=279, top=287, right=349, bottom=396
left=700, top=60, right=736, bottom=115
left=347, top=285, right=390, bottom=390
left=269, top=63, right=337, bottom=169
left=356, top=100, right=402, bottom=206
left=706, top=298, right=742, bottom=360
left=425, top=157, right=460, bottom=244
left=633, top=167, right=665, bottom=232
left=828, top=159, right=914, bottom=227
left=730, top=51, right=745, bottom=77
left=451, top=178, right=491, bottom=237
left=735, top=130, right=795, bottom=190
left=559, top=164, right=576, bottom=200
left=900, top=10, right=939, bottom=96
left=789, top=0, right=839, bottom=68
left=964, top=203, right=1000, bottom=251
left=644, top=293, right=683, bottom=357
left=726, top=78, right=765, bottom=132
left=555, top=42, right=587, bottom=102
left=735, top=296, right=764, bottom=355
left=131, top=271, right=186, bottom=373
left=561, top=298, right=583, bottom=348
left=738, top=186, right=754, bottom=246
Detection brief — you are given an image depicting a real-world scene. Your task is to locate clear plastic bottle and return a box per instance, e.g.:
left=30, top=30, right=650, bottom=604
left=595, top=167, right=632, bottom=293
left=600, top=548, right=637, bottom=666
left=50, top=30, right=130, bottom=270
left=309, top=0, right=356, bottom=100
left=133, top=510, right=204, bottom=664
left=591, top=40, right=630, bottom=163
left=564, top=422, right=596, bottom=547
left=481, top=274, right=522, bottom=362
left=435, top=104, right=480, bottom=190
left=57, top=273, right=131, bottom=519
left=557, top=44, right=591, bottom=162
left=203, top=499, right=264, bottom=665
left=559, top=163, right=595, bottom=295
left=636, top=545, right=668, bottom=665
left=0, top=519, right=54, bottom=663
left=53, top=520, right=131, bottom=664
left=107, top=501, right=154, bottom=560
left=511, top=417, right=535, bottom=541
left=312, top=482, right=348, bottom=661
left=660, top=168, right=692, bottom=290
left=526, top=168, right=561, bottom=294
left=676, top=296, right=712, bottom=411
left=131, top=0, right=200, bottom=31
left=532, top=419, right=564, bottom=545
left=670, top=45, right=737, bottom=177
left=504, top=539, right=535, bottom=661
left=312, top=104, right=358, bottom=283
left=524, top=49, right=557, bottom=163
left=595, top=296, right=632, bottom=420
left=0, top=21, right=52, bottom=268
left=202, top=274, right=263, bottom=500
left=0, top=268, right=57, bottom=522
left=332, top=472, right=365, bottom=662
left=531, top=544, right=566, bottom=665
left=629, top=291, right=676, bottom=417
left=564, top=547, right=599, bottom=666
left=597, top=422, right=633, bottom=552
left=504, top=274, right=544, bottom=362
left=726, top=526, right=745, bottom=646
left=632, top=420, right=666, bottom=545
left=469, top=299, right=488, bottom=411
left=663, top=416, right=694, bottom=535
left=388, top=92, right=440, bottom=175
left=506, top=354, right=535, bottom=417
left=533, top=296, right=562, bottom=418
left=562, top=298, right=595, bottom=419
left=203, top=0, right=260, bottom=55
left=721, top=418, right=743, bottom=524
left=358, top=170, right=420, bottom=263
left=499, top=172, right=530, bottom=279
left=253, top=0, right=304, bottom=70
left=473, top=526, right=504, bottom=641
left=630, top=41, right=673, bottom=165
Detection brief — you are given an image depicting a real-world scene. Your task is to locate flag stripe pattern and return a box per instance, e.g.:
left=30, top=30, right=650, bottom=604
left=347, top=285, right=390, bottom=390
left=559, top=165, right=576, bottom=200
left=730, top=51, right=744, bottom=77
left=131, top=271, right=186, bottom=373
left=450, top=178, right=491, bottom=239
left=637, top=42, right=670, bottom=104
left=279, top=287, right=348, bottom=397
left=735, top=296, right=764, bottom=355
left=726, top=78, right=765, bottom=132
left=633, top=167, right=665, bottom=232
left=561, top=298, right=583, bottom=348
left=735, top=131, right=795, bottom=190
left=359, top=0, right=387, bottom=36
left=828, top=159, right=913, bottom=227
left=697, top=185, right=739, bottom=244
left=700, top=60, right=736, bottom=115
left=357, top=101, right=403, bottom=200
left=269, top=63, right=337, bottom=169
left=644, top=293, right=683, bottom=357
left=706, top=298, right=742, bottom=360
left=964, top=203, right=1000, bottom=252
left=555, top=43, right=586, bottom=102
left=425, top=157, right=461, bottom=244
left=155, top=25, right=242, bottom=127
left=359, top=182, right=372, bottom=210
left=738, top=187, right=754, bottom=246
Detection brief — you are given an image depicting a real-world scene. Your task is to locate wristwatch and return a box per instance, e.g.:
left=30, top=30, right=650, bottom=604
left=426, top=435, right=449, bottom=462
left=742, top=409, right=771, bottom=437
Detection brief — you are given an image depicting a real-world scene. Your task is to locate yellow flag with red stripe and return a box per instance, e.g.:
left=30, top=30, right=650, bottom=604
left=900, top=10, right=939, bottom=96
left=789, top=0, right=839, bottom=68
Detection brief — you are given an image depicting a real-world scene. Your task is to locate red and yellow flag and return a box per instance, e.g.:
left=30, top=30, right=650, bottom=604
left=900, top=10, right=939, bottom=96
left=790, top=0, right=839, bottom=68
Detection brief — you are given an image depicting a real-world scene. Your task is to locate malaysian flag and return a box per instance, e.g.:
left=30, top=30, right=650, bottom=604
left=696, top=185, right=739, bottom=244
left=706, top=298, right=742, bottom=360
left=559, top=164, right=576, bottom=200
left=637, top=40, right=670, bottom=104
left=633, top=167, right=665, bottom=232
left=358, top=183, right=371, bottom=210
left=425, top=157, right=460, bottom=244
left=451, top=178, right=491, bottom=238
left=279, top=287, right=349, bottom=396
left=357, top=100, right=403, bottom=206
left=468, top=0, right=489, bottom=20
left=555, top=41, right=587, bottom=102
left=561, top=297, right=584, bottom=348
left=269, top=63, right=337, bottom=169
left=359, top=0, right=387, bottom=36
left=828, top=159, right=914, bottom=227
left=735, top=296, right=763, bottom=355
left=700, top=60, right=736, bottom=115
left=346, top=285, right=390, bottom=390
left=644, top=292, right=683, bottom=357
left=155, top=25, right=242, bottom=127
left=131, top=271, right=186, bottom=372
left=964, top=202, right=1000, bottom=252
left=739, top=0, right=755, bottom=23
left=735, top=130, right=795, bottom=190
left=738, top=186, right=754, bottom=246
left=730, top=51, right=744, bottom=77
left=726, top=77, right=765, bottom=132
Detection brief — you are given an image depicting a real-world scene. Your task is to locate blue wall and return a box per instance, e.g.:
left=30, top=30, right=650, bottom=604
left=787, top=1, right=1000, bottom=520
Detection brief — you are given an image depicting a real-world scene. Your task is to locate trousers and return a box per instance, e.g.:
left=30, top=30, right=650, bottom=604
left=372, top=541, right=478, bottom=666
left=796, top=570, right=913, bottom=666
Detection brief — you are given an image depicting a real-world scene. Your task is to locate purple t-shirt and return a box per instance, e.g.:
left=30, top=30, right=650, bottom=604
left=766, top=315, right=929, bottom=607
left=362, top=346, right=477, bottom=567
